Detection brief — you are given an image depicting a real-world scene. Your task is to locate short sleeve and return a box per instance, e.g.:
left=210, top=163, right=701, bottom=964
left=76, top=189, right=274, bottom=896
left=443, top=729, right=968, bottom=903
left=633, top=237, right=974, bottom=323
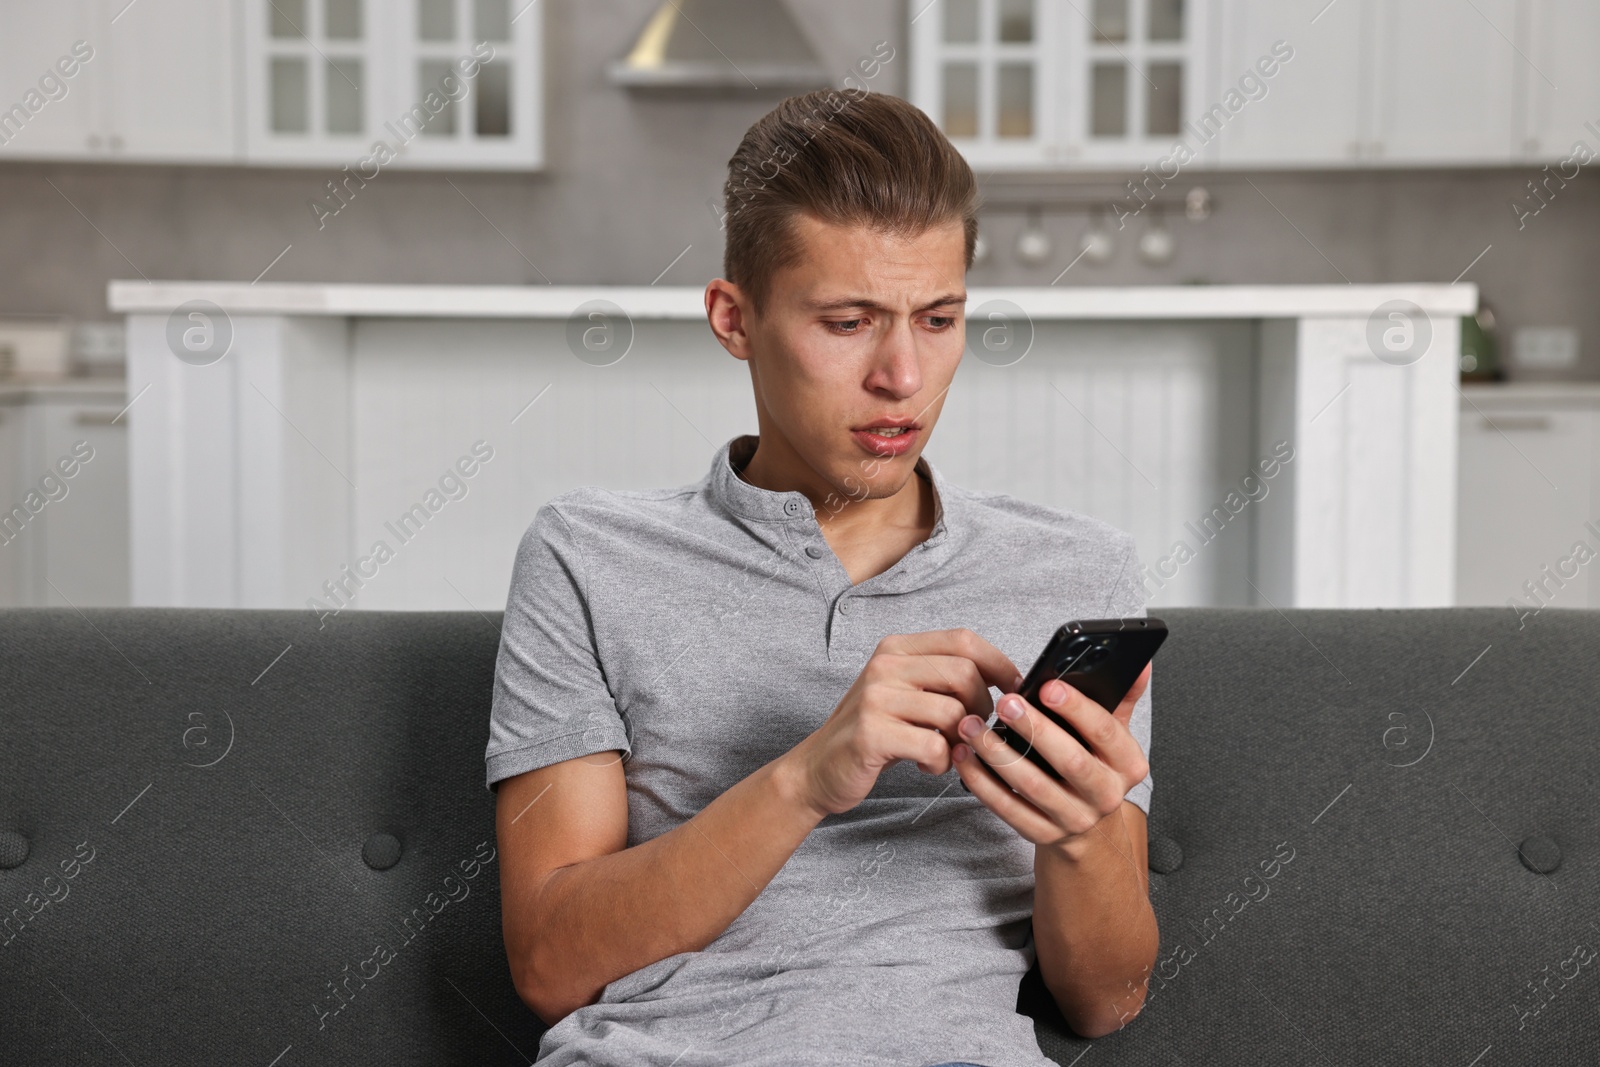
left=485, top=503, right=630, bottom=792
left=1105, top=532, right=1155, bottom=816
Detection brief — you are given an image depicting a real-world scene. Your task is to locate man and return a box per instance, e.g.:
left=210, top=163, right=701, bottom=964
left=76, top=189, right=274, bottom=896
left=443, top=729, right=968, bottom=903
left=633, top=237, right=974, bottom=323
left=486, top=89, right=1159, bottom=1067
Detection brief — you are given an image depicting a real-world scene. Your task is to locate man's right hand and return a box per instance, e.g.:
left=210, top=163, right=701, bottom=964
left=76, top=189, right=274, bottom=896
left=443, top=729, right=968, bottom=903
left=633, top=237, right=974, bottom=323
left=781, top=628, right=1023, bottom=818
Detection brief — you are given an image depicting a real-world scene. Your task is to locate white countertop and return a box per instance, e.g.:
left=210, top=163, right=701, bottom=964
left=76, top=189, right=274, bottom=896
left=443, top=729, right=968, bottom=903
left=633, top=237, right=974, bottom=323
left=108, top=281, right=1479, bottom=320
left=0, top=376, right=126, bottom=402
left=1460, top=381, right=1600, bottom=403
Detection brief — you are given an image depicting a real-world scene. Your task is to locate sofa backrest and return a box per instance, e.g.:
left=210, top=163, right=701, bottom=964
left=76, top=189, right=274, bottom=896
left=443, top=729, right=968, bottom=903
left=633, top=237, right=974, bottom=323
left=1, top=606, right=1594, bottom=1064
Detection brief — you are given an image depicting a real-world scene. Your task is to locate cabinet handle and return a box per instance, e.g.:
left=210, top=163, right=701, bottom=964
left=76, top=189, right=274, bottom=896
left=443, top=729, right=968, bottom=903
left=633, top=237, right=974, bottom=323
left=109, top=134, right=124, bottom=151
left=74, top=411, right=125, bottom=427
left=87, top=133, right=102, bottom=150
left=1482, top=415, right=1551, bottom=432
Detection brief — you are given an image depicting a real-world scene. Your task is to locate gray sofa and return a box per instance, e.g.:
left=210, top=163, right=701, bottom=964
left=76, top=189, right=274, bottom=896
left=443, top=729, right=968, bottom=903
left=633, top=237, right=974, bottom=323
left=2, top=606, right=1596, bottom=1065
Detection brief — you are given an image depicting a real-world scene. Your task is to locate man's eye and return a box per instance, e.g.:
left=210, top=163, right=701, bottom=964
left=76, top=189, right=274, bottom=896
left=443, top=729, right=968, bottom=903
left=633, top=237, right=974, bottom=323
left=828, top=319, right=864, bottom=334
left=926, top=315, right=956, bottom=330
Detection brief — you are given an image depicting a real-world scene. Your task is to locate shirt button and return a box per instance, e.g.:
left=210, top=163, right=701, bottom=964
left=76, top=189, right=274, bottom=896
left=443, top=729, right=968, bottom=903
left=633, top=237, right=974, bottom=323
left=783, top=499, right=803, bottom=516
left=837, top=599, right=849, bottom=615
left=805, top=546, right=823, bottom=559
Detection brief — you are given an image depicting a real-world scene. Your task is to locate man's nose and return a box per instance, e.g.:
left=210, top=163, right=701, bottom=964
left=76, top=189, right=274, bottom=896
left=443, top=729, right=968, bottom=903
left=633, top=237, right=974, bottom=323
left=866, top=321, right=922, bottom=397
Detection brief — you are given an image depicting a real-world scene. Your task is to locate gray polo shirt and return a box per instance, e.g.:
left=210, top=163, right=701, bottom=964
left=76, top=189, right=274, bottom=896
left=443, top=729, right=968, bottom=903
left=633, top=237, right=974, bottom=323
left=486, top=433, right=1154, bottom=1067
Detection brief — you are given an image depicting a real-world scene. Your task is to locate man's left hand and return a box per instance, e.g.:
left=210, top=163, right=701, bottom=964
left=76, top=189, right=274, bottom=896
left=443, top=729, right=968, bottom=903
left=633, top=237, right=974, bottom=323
left=950, top=665, right=1151, bottom=850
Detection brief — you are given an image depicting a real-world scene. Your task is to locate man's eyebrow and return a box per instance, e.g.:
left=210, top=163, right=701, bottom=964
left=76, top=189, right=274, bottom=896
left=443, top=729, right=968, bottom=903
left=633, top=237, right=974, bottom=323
left=804, top=293, right=967, bottom=313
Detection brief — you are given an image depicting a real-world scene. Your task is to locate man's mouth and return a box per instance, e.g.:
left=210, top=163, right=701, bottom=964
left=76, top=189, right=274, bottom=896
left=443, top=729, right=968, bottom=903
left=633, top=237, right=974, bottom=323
left=851, top=420, right=921, bottom=455
left=853, top=417, right=920, bottom=435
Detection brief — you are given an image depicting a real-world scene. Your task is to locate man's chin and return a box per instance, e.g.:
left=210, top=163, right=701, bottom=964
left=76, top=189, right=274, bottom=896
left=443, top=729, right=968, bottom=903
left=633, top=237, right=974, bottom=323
left=821, top=451, right=920, bottom=503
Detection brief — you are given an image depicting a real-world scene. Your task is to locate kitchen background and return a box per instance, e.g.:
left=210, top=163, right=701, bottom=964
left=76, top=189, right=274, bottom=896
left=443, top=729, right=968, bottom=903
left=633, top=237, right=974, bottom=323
left=1, top=0, right=1596, bottom=614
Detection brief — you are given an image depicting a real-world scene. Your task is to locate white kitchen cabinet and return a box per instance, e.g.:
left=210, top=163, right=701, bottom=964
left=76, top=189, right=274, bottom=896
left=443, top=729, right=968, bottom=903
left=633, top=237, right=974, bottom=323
left=919, top=0, right=1600, bottom=170
left=909, top=0, right=1057, bottom=168
left=1214, top=0, right=1521, bottom=167
left=0, top=382, right=130, bottom=609
left=0, top=0, right=542, bottom=168
left=1456, top=385, right=1600, bottom=611
left=0, top=0, right=234, bottom=162
left=0, top=0, right=103, bottom=159
left=37, top=396, right=131, bottom=607
left=910, top=0, right=1216, bottom=170
left=1065, top=0, right=1218, bottom=169
left=0, top=402, right=27, bottom=604
left=1372, top=0, right=1519, bottom=164
left=102, top=0, right=238, bottom=161
left=1521, top=0, right=1600, bottom=160
left=1210, top=0, right=1371, bottom=166
left=241, top=0, right=544, bottom=169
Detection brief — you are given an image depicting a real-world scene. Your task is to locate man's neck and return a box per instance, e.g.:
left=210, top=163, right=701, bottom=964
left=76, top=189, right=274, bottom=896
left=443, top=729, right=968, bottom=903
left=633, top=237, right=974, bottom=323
left=734, top=433, right=937, bottom=584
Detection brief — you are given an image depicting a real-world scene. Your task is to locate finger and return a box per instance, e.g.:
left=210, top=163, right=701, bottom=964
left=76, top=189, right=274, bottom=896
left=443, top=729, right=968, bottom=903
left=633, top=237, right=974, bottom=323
left=868, top=687, right=969, bottom=743
left=956, top=712, right=1104, bottom=834
left=950, top=743, right=1060, bottom=843
left=878, top=628, right=1023, bottom=693
left=876, top=653, right=997, bottom=719
left=1033, top=681, right=1148, bottom=785
left=1112, top=663, right=1153, bottom=724
left=992, top=694, right=1131, bottom=812
left=890, top=721, right=953, bottom=775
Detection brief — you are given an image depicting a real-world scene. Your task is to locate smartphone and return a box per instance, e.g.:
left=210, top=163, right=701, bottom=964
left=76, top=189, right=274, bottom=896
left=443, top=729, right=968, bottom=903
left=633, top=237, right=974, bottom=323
left=990, top=617, right=1167, bottom=781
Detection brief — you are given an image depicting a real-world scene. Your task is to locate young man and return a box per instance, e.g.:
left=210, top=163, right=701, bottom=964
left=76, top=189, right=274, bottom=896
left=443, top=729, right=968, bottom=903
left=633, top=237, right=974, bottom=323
left=486, top=90, right=1159, bottom=1067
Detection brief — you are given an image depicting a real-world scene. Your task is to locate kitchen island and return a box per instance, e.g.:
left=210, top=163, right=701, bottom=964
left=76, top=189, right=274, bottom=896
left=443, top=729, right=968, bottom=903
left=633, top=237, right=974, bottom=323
left=109, top=281, right=1474, bottom=611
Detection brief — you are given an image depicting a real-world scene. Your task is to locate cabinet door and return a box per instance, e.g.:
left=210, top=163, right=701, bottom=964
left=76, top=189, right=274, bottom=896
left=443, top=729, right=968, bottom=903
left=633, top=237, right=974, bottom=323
left=1211, top=0, right=1370, bottom=166
left=241, top=0, right=397, bottom=165
left=0, top=405, right=28, bottom=606
left=1062, top=0, right=1216, bottom=169
left=380, top=0, right=545, bottom=170
left=1371, top=0, right=1518, bottom=164
left=1456, top=404, right=1597, bottom=609
left=1522, top=0, right=1600, bottom=161
left=0, top=0, right=104, bottom=159
left=911, top=0, right=1059, bottom=168
left=101, top=0, right=237, bottom=161
left=37, top=403, right=130, bottom=608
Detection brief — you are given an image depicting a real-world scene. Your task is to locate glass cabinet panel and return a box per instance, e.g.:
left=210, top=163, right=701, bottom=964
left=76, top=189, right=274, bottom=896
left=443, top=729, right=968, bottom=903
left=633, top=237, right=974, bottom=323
left=269, top=57, right=307, bottom=132
left=944, top=0, right=980, bottom=43
left=1149, top=0, right=1183, bottom=41
left=326, top=58, right=362, bottom=133
left=998, top=0, right=1034, bottom=42
left=943, top=63, right=980, bottom=137
left=998, top=63, right=1034, bottom=137
left=1147, top=60, right=1182, bottom=136
left=1091, top=62, right=1127, bottom=136
left=1093, top=0, right=1128, bottom=42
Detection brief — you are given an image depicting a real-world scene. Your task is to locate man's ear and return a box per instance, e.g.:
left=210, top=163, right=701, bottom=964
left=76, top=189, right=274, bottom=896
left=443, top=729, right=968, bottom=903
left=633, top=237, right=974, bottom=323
left=706, top=278, right=754, bottom=362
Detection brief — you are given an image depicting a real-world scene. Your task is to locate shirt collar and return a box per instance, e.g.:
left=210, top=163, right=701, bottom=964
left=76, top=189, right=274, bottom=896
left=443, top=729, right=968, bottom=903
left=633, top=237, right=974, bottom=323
left=705, top=433, right=953, bottom=545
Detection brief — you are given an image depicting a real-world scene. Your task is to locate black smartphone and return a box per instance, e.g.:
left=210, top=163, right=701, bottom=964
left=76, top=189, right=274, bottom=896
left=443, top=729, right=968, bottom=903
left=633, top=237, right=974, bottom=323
left=990, top=617, right=1167, bottom=781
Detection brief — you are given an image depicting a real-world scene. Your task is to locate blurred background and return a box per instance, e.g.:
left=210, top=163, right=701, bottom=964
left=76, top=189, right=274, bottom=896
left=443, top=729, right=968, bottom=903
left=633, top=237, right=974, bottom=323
left=1, top=0, right=1595, bottom=617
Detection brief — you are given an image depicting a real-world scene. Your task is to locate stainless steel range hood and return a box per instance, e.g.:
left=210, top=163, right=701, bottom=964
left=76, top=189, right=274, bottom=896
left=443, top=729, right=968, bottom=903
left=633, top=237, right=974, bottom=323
left=607, top=0, right=829, bottom=91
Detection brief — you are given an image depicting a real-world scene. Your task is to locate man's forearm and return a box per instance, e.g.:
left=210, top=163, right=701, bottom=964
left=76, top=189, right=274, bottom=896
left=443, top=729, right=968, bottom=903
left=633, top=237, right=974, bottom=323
left=517, top=756, right=824, bottom=1022
left=1031, top=809, right=1160, bottom=1038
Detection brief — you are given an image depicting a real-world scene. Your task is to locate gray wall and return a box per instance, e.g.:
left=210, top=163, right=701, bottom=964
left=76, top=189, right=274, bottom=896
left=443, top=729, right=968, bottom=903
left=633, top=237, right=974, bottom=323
left=1, top=0, right=1595, bottom=380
